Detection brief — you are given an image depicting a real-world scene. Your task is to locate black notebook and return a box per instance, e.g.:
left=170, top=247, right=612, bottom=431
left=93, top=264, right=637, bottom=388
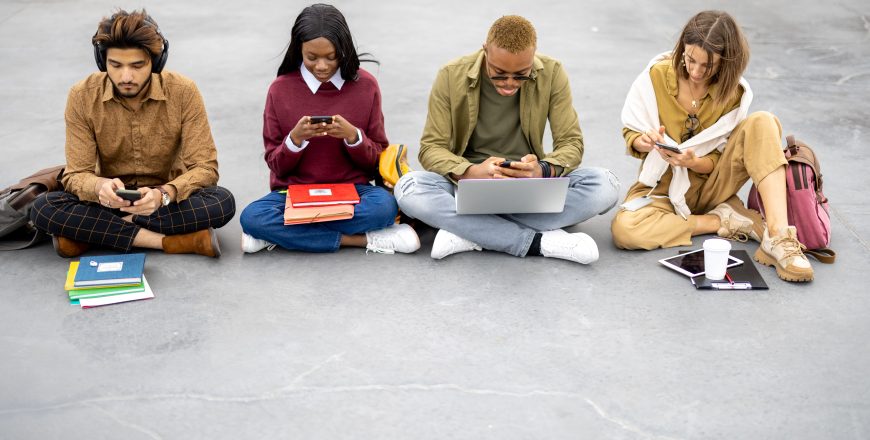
left=690, top=250, right=768, bottom=290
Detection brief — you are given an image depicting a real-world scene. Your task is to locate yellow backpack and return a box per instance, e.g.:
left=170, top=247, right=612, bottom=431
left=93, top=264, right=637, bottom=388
left=377, top=144, right=412, bottom=189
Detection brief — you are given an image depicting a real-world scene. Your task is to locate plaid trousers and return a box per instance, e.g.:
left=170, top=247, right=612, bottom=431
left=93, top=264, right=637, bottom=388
left=30, top=186, right=236, bottom=252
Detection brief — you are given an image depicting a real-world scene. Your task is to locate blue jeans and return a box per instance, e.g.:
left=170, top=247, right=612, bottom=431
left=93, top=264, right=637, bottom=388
left=395, top=168, right=619, bottom=257
left=240, top=184, right=398, bottom=253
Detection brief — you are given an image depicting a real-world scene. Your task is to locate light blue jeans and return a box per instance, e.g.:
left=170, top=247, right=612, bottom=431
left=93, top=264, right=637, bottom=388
left=394, top=168, right=619, bottom=257
left=240, top=184, right=398, bottom=253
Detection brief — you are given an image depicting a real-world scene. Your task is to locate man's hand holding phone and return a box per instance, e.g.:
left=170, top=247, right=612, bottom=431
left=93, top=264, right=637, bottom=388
left=494, top=154, right=543, bottom=179
left=119, top=187, right=162, bottom=216
left=96, top=178, right=128, bottom=209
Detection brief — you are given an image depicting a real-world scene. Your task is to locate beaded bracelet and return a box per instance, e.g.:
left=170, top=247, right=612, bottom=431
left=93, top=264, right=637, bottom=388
left=538, top=161, right=551, bottom=178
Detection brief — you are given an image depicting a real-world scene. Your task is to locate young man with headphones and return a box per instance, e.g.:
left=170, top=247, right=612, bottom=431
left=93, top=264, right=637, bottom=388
left=30, top=9, right=236, bottom=258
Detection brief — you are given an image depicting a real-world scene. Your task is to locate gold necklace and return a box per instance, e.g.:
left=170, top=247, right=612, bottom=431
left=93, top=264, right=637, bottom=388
left=686, top=82, right=705, bottom=110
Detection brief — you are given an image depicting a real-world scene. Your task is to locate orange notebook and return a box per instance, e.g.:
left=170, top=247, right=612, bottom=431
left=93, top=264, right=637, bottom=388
left=284, top=192, right=354, bottom=225
left=287, top=183, right=360, bottom=207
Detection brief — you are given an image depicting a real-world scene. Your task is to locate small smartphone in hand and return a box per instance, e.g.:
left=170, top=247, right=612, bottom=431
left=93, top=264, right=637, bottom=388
left=499, top=160, right=514, bottom=168
left=654, top=142, right=681, bottom=154
left=115, top=188, right=142, bottom=202
left=309, top=116, right=334, bottom=125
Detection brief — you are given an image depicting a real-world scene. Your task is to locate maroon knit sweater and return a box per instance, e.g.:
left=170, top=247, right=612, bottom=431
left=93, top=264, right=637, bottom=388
left=262, top=68, right=388, bottom=190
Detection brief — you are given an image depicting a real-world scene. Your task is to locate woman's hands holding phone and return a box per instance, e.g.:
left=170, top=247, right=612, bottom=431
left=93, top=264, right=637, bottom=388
left=288, top=115, right=360, bottom=147
left=632, top=125, right=666, bottom=154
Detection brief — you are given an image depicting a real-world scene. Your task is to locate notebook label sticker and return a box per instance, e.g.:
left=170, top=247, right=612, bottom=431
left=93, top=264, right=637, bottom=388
left=97, top=262, right=124, bottom=272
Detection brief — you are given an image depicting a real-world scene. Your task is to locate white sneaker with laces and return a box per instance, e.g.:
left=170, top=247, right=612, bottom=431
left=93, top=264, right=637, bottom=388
left=430, top=229, right=482, bottom=259
left=241, top=233, right=276, bottom=253
left=365, top=223, right=420, bottom=254
left=539, top=229, right=599, bottom=264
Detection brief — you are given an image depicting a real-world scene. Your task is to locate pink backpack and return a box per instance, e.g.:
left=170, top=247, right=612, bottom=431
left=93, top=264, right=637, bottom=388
left=747, top=135, right=835, bottom=263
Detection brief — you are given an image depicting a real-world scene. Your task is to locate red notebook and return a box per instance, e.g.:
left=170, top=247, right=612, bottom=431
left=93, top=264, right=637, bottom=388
left=287, top=183, right=360, bottom=207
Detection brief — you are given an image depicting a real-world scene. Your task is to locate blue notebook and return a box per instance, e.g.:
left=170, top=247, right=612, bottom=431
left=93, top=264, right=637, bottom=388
left=73, top=253, right=146, bottom=287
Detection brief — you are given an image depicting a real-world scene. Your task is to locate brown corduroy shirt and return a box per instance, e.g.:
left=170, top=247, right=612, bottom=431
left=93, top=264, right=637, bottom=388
left=62, top=71, right=219, bottom=202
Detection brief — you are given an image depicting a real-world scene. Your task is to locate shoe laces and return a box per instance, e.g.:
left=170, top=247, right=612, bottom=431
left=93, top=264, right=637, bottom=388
left=719, top=218, right=750, bottom=243
left=771, top=233, right=807, bottom=260
left=366, top=234, right=397, bottom=254
left=366, top=244, right=395, bottom=254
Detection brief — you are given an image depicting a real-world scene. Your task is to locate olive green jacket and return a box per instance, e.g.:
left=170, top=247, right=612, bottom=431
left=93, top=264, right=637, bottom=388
left=418, top=49, right=584, bottom=178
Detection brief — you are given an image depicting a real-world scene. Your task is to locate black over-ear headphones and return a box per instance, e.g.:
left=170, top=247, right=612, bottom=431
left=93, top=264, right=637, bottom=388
left=92, top=14, right=169, bottom=74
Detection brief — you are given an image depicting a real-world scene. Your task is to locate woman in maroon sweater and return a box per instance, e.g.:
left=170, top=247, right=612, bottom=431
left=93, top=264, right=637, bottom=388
left=240, top=4, right=419, bottom=254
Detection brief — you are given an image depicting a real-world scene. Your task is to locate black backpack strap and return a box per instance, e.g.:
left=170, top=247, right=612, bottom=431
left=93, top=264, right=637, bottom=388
left=0, top=229, right=46, bottom=251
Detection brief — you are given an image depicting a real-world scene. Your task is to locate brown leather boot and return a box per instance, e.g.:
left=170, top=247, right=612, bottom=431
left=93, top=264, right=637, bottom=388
left=52, top=236, right=91, bottom=258
left=162, top=228, right=221, bottom=257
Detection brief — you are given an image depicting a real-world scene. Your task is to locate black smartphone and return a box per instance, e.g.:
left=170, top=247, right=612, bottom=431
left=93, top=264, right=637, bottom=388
left=654, top=141, right=681, bottom=154
left=115, top=188, right=142, bottom=202
left=499, top=160, right=514, bottom=168
left=309, top=116, right=334, bottom=124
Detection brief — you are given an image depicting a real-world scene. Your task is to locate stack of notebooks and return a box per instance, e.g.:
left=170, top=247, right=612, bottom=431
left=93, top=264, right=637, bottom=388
left=64, top=253, right=154, bottom=308
left=284, top=183, right=359, bottom=225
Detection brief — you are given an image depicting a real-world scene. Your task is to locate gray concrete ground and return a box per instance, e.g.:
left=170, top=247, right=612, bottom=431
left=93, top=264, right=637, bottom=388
left=1, top=0, right=869, bottom=438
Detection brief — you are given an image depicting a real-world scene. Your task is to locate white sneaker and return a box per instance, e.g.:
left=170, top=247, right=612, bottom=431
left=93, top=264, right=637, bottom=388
left=539, top=229, right=599, bottom=264
left=365, top=223, right=420, bottom=254
left=430, top=229, right=482, bottom=259
left=241, top=233, right=276, bottom=253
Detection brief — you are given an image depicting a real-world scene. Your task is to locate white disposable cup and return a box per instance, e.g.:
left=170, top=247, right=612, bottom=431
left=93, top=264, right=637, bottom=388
left=703, top=238, right=731, bottom=280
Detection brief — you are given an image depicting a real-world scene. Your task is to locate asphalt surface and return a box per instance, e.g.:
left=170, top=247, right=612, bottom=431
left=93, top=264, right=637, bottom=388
left=1, top=0, right=868, bottom=438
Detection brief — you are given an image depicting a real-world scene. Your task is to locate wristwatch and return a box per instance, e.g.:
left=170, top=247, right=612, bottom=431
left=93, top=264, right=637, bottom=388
left=157, top=187, right=171, bottom=207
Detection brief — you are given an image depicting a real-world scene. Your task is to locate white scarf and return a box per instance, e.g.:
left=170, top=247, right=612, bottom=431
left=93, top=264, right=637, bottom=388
left=620, top=52, right=753, bottom=218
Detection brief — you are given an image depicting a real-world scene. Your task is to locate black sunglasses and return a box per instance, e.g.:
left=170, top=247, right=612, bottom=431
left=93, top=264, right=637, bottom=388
left=489, top=73, right=533, bottom=82
left=682, top=114, right=700, bottom=143
left=485, top=58, right=532, bottom=82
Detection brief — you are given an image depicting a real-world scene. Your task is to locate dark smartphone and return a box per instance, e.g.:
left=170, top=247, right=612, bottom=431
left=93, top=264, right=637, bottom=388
left=309, top=116, right=334, bottom=125
left=654, top=141, right=681, bottom=154
left=115, top=188, right=142, bottom=202
left=499, top=160, right=514, bottom=168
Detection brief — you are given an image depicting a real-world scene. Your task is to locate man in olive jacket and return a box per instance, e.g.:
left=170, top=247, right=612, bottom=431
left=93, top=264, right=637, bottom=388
left=395, top=15, right=618, bottom=264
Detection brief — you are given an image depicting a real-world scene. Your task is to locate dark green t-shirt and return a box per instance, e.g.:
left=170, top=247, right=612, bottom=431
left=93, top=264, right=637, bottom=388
left=464, top=72, right=532, bottom=164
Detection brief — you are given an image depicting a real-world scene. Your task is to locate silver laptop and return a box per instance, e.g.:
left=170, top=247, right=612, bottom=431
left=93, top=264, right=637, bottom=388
left=455, top=178, right=570, bottom=214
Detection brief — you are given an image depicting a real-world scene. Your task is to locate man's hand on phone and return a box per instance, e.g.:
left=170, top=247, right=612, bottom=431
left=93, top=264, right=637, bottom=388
left=96, top=178, right=128, bottom=209
left=120, top=188, right=161, bottom=216
left=494, top=154, right=542, bottom=179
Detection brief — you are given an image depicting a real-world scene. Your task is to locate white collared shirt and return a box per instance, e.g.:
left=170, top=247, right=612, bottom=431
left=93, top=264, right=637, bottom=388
left=300, top=64, right=345, bottom=94
left=286, top=66, right=361, bottom=151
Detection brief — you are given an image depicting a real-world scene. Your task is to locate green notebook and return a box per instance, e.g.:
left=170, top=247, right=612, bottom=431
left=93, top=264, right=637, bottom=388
left=68, top=282, right=146, bottom=300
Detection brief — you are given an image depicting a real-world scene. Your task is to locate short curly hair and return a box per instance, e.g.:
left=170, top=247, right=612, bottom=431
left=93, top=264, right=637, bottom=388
left=486, top=15, right=536, bottom=53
